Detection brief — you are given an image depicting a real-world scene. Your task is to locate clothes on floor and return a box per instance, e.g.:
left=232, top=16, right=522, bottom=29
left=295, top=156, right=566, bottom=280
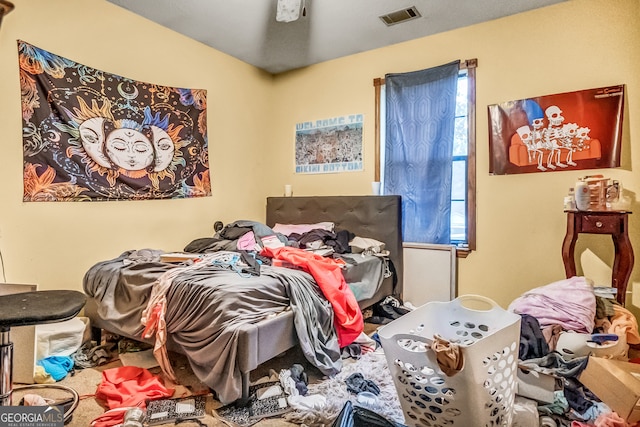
left=36, top=355, right=74, bottom=381
left=366, top=296, right=412, bottom=325
left=279, top=368, right=298, bottom=397
left=509, top=276, right=597, bottom=334
left=95, top=366, right=174, bottom=410
left=510, top=276, right=640, bottom=426
left=20, top=394, right=53, bottom=406
left=90, top=407, right=132, bottom=427
left=520, top=352, right=589, bottom=379
left=73, top=342, right=113, bottom=369
left=289, top=363, right=308, bottom=396
left=570, top=411, right=640, bottom=426
left=543, top=324, right=565, bottom=352
left=609, top=303, right=640, bottom=345
left=344, top=372, right=380, bottom=395
left=34, top=366, right=56, bottom=384
left=287, top=394, right=327, bottom=411
left=342, top=331, right=378, bottom=359
left=519, top=313, right=550, bottom=360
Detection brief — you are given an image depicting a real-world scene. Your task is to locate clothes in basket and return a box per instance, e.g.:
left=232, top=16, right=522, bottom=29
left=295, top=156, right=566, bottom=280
left=378, top=295, right=521, bottom=427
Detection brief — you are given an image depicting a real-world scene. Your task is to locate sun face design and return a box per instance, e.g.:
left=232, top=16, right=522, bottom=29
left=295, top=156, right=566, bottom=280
left=79, top=117, right=111, bottom=168
left=64, top=96, right=184, bottom=179
left=104, top=127, right=155, bottom=171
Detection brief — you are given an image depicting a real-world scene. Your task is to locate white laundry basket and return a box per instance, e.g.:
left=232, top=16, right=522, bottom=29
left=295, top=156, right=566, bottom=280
left=378, top=295, right=521, bottom=427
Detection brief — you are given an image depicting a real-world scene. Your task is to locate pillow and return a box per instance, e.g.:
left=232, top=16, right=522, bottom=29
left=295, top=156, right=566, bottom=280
left=272, top=222, right=335, bottom=236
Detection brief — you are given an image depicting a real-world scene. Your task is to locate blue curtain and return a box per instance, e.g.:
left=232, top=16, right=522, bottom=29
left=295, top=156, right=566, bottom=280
left=384, top=61, right=460, bottom=244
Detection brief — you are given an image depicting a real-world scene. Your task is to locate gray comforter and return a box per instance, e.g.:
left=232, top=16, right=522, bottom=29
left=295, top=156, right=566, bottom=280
left=83, top=249, right=350, bottom=403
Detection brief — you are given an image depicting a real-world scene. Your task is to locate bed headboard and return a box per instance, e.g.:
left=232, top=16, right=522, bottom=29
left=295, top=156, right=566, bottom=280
left=266, top=195, right=403, bottom=304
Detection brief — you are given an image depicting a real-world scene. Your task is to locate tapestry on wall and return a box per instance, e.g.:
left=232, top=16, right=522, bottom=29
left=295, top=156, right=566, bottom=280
left=18, top=40, right=210, bottom=202
left=487, top=85, right=624, bottom=175
left=295, top=114, right=363, bottom=174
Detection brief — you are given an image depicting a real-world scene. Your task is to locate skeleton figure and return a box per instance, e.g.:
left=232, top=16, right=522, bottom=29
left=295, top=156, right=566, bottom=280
left=576, top=126, right=591, bottom=151
left=513, top=99, right=596, bottom=172
left=561, top=122, right=579, bottom=166
left=544, top=105, right=566, bottom=169
left=520, top=99, right=549, bottom=171
left=531, top=117, right=546, bottom=147
left=517, top=125, right=545, bottom=171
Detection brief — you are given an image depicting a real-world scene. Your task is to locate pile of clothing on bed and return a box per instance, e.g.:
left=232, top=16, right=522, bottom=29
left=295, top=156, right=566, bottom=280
left=84, top=219, right=391, bottom=405
left=181, top=219, right=389, bottom=346
left=509, top=276, right=640, bottom=427
left=183, top=220, right=355, bottom=257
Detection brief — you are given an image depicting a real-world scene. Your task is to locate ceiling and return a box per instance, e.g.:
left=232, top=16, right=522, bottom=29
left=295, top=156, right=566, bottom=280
left=107, top=0, right=566, bottom=75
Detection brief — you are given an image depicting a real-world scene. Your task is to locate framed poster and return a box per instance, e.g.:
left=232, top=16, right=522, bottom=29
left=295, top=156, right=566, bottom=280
left=488, top=85, right=624, bottom=175
left=295, top=114, right=363, bottom=174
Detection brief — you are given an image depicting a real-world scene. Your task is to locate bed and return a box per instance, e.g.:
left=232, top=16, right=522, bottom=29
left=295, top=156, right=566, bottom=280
left=83, top=195, right=403, bottom=404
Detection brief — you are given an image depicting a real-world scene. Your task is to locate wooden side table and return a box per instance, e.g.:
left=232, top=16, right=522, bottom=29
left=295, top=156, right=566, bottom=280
left=561, top=210, right=634, bottom=305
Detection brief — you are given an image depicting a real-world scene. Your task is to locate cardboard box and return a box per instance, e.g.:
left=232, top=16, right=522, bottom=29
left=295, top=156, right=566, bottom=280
left=578, top=356, right=640, bottom=423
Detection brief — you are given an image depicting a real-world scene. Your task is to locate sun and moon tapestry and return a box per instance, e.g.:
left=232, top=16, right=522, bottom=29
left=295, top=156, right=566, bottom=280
left=19, top=40, right=210, bottom=202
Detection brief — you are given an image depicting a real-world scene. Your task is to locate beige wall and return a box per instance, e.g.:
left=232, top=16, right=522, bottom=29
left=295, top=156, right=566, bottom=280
left=0, top=0, right=638, bottom=310
left=0, top=0, right=274, bottom=290
left=269, top=0, right=640, bottom=307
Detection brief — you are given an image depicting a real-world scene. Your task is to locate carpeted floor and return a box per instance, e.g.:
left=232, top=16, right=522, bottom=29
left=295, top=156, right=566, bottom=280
left=17, top=346, right=321, bottom=427
left=12, top=323, right=390, bottom=427
left=283, top=350, right=404, bottom=426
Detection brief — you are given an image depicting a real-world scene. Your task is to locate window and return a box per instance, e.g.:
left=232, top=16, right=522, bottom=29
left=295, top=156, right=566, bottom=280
left=374, top=60, right=476, bottom=255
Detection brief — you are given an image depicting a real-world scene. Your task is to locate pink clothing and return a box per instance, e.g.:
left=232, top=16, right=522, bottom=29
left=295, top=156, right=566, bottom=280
left=508, top=276, right=596, bottom=333
left=237, top=231, right=258, bottom=251
left=583, top=411, right=640, bottom=427
left=594, top=411, right=628, bottom=426
left=142, top=266, right=186, bottom=383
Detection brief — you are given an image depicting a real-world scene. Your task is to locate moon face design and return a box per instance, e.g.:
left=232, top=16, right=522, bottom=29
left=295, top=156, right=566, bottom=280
left=151, top=126, right=175, bottom=172
left=79, top=117, right=111, bottom=168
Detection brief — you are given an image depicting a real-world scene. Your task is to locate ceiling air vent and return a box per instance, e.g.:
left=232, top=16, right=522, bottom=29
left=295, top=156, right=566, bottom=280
left=379, top=6, right=421, bottom=26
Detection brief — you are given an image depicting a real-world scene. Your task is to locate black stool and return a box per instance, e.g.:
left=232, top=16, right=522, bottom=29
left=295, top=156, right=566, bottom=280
left=0, top=290, right=86, bottom=419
